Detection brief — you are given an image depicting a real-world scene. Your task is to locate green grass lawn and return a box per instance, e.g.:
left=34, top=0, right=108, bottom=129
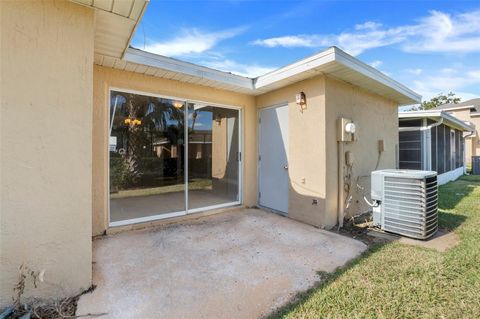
left=270, top=175, right=480, bottom=319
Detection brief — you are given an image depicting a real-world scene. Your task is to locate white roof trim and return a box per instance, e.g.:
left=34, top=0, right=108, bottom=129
left=122, top=46, right=420, bottom=104
left=399, top=110, right=475, bottom=132
left=71, top=0, right=149, bottom=59
left=440, top=105, right=477, bottom=112
left=254, top=47, right=336, bottom=88
left=255, top=47, right=421, bottom=104
left=333, top=48, right=421, bottom=104
left=125, top=48, right=254, bottom=91
left=121, top=1, right=148, bottom=59
left=471, top=112, right=480, bottom=117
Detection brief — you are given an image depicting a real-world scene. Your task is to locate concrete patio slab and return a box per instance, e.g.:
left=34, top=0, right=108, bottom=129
left=77, top=209, right=366, bottom=319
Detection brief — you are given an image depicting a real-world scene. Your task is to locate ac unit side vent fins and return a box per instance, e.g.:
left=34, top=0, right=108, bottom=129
left=371, top=170, right=438, bottom=240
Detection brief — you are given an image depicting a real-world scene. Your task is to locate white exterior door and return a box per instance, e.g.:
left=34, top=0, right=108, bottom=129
left=258, top=105, right=289, bottom=214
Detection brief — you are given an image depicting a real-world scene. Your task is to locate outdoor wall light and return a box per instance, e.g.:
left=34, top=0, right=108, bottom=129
left=296, top=92, right=307, bottom=111
left=173, top=101, right=183, bottom=109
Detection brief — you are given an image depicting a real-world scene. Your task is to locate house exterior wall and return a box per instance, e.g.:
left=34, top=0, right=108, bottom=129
left=92, top=66, right=257, bottom=235
left=255, top=76, right=398, bottom=228
left=473, top=115, right=480, bottom=160
left=447, top=109, right=480, bottom=166
left=325, top=77, right=398, bottom=221
left=255, top=76, right=329, bottom=227
left=0, top=0, right=94, bottom=306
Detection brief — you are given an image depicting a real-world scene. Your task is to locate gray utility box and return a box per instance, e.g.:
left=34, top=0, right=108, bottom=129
left=473, top=156, right=480, bottom=175
left=371, top=169, right=438, bottom=239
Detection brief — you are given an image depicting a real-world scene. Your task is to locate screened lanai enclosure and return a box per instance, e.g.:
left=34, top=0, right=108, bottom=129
left=398, top=111, right=474, bottom=185
left=108, top=90, right=241, bottom=225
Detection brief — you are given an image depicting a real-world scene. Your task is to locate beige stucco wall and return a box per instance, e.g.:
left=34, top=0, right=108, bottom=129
left=0, top=0, right=93, bottom=306
left=472, top=116, right=480, bottom=160
left=92, top=66, right=256, bottom=235
left=256, top=76, right=328, bottom=227
left=448, top=109, right=480, bottom=165
left=255, top=75, right=398, bottom=228
left=325, top=77, right=398, bottom=221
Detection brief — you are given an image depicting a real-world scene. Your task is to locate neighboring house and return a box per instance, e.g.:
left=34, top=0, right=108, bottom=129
left=434, top=99, right=480, bottom=167
left=0, top=0, right=421, bottom=305
left=398, top=110, right=475, bottom=184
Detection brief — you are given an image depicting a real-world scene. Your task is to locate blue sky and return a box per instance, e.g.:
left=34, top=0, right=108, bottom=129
left=131, top=0, right=480, bottom=102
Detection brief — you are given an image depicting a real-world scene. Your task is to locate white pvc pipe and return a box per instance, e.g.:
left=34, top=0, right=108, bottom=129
left=398, top=117, right=443, bottom=132
left=337, top=141, right=344, bottom=228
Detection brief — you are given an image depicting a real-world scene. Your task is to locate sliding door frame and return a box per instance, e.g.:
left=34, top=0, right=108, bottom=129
left=107, top=87, right=243, bottom=227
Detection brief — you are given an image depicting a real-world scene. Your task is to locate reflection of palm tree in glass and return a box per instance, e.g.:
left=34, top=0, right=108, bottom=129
left=190, top=111, right=198, bottom=133
left=122, top=93, right=148, bottom=183
left=142, top=98, right=185, bottom=184
left=114, top=93, right=186, bottom=188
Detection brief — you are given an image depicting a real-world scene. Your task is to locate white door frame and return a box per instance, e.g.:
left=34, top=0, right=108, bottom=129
left=256, top=102, right=289, bottom=215
left=107, top=87, right=243, bottom=227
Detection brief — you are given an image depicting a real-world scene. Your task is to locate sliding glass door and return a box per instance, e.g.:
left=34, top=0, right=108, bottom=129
left=108, top=90, right=240, bottom=225
left=187, top=103, right=240, bottom=211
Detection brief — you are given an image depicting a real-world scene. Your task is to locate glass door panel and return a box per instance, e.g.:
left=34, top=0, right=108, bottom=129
left=187, top=103, right=240, bottom=210
left=109, top=91, right=186, bottom=223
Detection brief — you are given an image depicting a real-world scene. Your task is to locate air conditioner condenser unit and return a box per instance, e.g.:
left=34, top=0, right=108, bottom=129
left=371, top=169, right=438, bottom=239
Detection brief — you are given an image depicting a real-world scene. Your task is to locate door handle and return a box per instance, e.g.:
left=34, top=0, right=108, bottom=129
left=284, top=165, right=288, bottom=170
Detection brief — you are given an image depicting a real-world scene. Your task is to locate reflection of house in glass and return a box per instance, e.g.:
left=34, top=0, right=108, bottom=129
left=108, top=91, right=240, bottom=223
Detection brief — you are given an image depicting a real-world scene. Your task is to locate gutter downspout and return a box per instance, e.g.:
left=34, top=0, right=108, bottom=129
left=464, top=131, right=475, bottom=138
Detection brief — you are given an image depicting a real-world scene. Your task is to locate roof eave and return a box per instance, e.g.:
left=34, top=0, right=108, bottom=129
left=254, top=47, right=421, bottom=105
left=437, top=105, right=478, bottom=112
left=119, top=46, right=421, bottom=105
left=333, top=48, right=421, bottom=105
left=121, top=1, right=149, bottom=59
left=399, top=110, right=475, bottom=132
left=124, top=48, right=255, bottom=91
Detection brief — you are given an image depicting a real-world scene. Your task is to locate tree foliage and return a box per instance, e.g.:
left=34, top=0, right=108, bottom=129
left=413, top=92, right=461, bottom=110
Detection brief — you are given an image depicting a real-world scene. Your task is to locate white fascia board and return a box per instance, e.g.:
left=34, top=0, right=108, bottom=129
left=333, top=48, right=421, bottom=104
left=399, top=110, right=474, bottom=131
left=439, top=105, right=477, bottom=112
left=471, top=112, right=480, bottom=117
left=254, top=46, right=421, bottom=104
left=124, top=46, right=420, bottom=105
left=124, top=48, right=255, bottom=91
left=254, top=47, right=336, bottom=89
left=399, top=110, right=442, bottom=118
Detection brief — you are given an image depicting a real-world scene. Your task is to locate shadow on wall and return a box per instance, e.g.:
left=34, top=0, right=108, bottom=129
left=287, top=184, right=328, bottom=227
